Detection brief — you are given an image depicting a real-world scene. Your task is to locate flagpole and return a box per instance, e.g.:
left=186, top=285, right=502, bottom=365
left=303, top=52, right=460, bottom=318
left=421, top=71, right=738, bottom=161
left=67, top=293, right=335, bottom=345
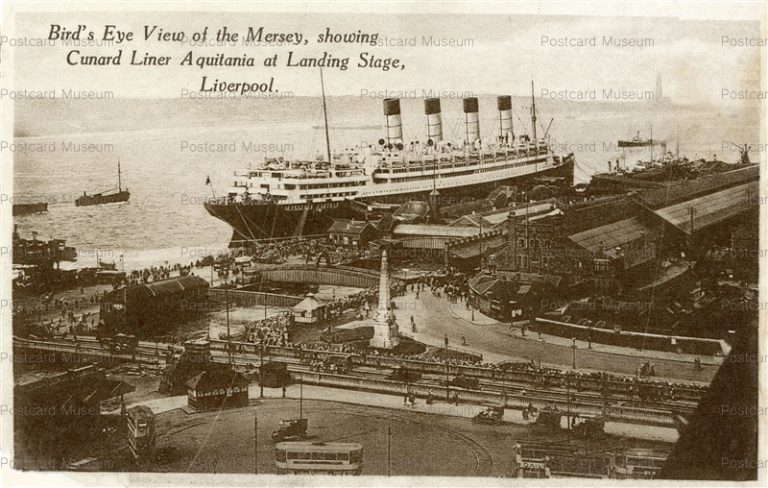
left=206, top=176, right=216, bottom=199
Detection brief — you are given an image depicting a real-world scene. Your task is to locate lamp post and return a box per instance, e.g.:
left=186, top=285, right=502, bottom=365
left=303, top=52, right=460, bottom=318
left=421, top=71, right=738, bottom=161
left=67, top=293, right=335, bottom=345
left=259, top=343, right=264, bottom=398
left=566, top=379, right=571, bottom=442
left=254, top=414, right=258, bottom=474
left=445, top=363, right=450, bottom=401
left=386, top=423, right=392, bottom=476
left=571, top=337, right=577, bottom=369
left=226, top=288, right=232, bottom=364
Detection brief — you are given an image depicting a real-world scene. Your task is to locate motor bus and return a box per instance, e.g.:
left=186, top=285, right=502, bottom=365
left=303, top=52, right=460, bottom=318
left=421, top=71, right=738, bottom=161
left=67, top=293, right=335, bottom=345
left=275, top=442, right=363, bottom=475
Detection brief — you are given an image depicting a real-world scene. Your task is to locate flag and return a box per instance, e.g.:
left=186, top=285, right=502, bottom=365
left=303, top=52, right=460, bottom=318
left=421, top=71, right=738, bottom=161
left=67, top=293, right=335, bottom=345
left=205, top=175, right=211, bottom=185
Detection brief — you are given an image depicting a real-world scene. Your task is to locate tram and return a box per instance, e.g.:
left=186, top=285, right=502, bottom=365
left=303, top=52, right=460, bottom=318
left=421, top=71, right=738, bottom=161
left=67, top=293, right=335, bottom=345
left=275, top=442, right=363, bottom=475
left=126, top=405, right=156, bottom=461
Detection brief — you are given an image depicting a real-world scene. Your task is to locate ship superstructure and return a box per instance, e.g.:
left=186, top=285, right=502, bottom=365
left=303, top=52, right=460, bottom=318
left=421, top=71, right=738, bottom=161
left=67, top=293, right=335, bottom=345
left=205, top=84, right=573, bottom=244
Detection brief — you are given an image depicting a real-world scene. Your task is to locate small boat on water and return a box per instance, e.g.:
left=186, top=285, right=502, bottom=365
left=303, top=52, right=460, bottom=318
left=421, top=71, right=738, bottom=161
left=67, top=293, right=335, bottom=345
left=618, top=129, right=663, bottom=148
left=13, top=202, right=48, bottom=216
left=76, top=159, right=130, bottom=207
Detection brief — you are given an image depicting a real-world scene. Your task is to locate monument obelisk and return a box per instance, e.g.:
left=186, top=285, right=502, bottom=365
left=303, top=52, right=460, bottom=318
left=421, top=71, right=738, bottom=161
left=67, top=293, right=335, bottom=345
left=370, top=248, right=399, bottom=349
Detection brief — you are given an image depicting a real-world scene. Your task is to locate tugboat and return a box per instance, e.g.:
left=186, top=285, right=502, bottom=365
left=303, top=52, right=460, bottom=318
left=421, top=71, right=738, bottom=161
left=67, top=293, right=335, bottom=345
left=618, top=129, right=663, bottom=148
left=75, top=159, right=130, bottom=207
left=13, top=202, right=48, bottom=216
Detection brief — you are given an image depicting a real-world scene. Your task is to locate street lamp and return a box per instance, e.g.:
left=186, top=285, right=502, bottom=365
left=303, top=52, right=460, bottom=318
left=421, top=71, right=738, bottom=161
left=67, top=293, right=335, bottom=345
left=259, top=344, right=264, bottom=398
left=571, top=337, right=577, bottom=369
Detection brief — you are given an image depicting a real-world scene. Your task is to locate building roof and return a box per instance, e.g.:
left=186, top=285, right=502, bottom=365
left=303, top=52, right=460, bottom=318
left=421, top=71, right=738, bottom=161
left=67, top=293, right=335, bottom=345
left=16, top=366, right=135, bottom=409
left=448, top=234, right=507, bottom=259
left=185, top=367, right=247, bottom=390
left=636, top=165, right=758, bottom=209
left=105, top=275, right=210, bottom=303
left=293, top=293, right=326, bottom=312
left=392, top=224, right=481, bottom=238
left=468, top=272, right=546, bottom=297
left=450, top=214, right=494, bottom=228
left=327, top=219, right=372, bottom=236
left=495, top=270, right=563, bottom=288
left=392, top=201, right=430, bottom=222
left=650, top=181, right=758, bottom=235
left=568, top=216, right=655, bottom=257
left=451, top=200, right=557, bottom=228
left=468, top=273, right=502, bottom=295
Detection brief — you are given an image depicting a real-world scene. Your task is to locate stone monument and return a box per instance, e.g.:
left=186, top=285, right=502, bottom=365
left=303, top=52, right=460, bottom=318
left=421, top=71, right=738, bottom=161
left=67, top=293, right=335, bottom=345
left=369, top=249, right=399, bottom=349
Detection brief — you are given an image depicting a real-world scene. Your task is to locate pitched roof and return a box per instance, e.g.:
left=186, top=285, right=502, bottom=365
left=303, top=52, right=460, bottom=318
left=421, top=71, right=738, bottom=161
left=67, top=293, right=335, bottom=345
left=393, top=224, right=481, bottom=238
left=636, top=165, right=758, bottom=209
left=650, top=181, right=758, bottom=235
left=448, top=234, right=507, bottom=259
left=495, top=270, right=563, bottom=287
left=104, top=275, right=210, bottom=303
left=568, top=216, right=655, bottom=256
left=293, top=294, right=326, bottom=311
left=468, top=274, right=500, bottom=295
left=185, top=367, right=247, bottom=390
left=327, top=219, right=372, bottom=235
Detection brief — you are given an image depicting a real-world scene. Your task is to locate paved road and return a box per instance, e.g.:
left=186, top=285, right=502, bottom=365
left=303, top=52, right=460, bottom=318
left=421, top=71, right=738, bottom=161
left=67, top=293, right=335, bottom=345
left=114, top=387, right=675, bottom=476
left=393, top=291, right=718, bottom=383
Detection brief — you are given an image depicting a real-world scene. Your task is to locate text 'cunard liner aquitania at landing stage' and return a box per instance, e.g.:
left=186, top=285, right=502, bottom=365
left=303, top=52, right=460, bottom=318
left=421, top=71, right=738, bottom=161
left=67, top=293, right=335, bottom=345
left=205, top=85, right=574, bottom=245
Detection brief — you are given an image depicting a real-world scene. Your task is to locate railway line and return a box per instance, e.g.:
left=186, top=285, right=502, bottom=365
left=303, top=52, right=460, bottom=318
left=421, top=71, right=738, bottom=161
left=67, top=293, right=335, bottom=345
left=14, top=336, right=701, bottom=424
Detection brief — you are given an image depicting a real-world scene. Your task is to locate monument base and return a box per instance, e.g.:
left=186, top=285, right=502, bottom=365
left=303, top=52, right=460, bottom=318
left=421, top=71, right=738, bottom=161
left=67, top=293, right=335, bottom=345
left=369, top=335, right=400, bottom=349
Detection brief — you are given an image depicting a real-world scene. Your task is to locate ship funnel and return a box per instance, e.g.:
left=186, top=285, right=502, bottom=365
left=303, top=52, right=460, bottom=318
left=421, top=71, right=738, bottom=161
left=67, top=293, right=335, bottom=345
left=497, top=95, right=513, bottom=142
left=463, top=97, right=480, bottom=144
left=424, top=97, right=443, bottom=144
left=383, top=98, right=403, bottom=145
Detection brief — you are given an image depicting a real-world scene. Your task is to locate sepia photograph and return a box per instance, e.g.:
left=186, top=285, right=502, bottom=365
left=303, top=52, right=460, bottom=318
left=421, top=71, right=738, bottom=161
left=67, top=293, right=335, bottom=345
left=0, top=1, right=765, bottom=486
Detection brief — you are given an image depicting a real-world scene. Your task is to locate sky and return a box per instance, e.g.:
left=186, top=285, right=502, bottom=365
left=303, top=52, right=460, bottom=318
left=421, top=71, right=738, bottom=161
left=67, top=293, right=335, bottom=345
left=5, top=8, right=765, bottom=105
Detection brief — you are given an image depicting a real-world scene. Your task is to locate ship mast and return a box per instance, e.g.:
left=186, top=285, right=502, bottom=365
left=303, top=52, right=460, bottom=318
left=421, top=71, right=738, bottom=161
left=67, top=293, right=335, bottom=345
left=117, top=158, right=122, bottom=192
left=320, top=68, right=332, bottom=164
left=531, top=80, right=538, bottom=171
left=649, top=124, right=653, bottom=163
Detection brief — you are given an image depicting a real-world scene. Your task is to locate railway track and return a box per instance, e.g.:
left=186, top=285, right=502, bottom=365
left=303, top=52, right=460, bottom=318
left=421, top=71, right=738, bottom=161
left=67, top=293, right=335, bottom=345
left=14, top=337, right=699, bottom=419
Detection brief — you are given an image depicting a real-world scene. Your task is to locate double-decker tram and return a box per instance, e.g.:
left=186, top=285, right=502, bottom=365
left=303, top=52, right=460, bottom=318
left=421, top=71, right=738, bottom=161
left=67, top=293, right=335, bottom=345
left=613, top=448, right=668, bottom=479
left=126, top=405, right=156, bottom=461
left=275, top=442, right=363, bottom=475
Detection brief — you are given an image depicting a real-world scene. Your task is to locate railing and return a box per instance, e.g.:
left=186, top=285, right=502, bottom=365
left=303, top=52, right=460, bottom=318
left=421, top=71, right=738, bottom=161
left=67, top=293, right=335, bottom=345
left=290, top=370, right=676, bottom=426
left=207, top=339, right=704, bottom=405
left=534, top=318, right=725, bottom=356
left=14, top=337, right=694, bottom=423
left=208, top=289, right=303, bottom=308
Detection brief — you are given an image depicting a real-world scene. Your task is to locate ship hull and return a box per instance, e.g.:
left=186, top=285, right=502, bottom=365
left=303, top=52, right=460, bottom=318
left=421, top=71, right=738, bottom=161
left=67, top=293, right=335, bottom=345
left=75, top=191, right=130, bottom=207
left=13, top=203, right=48, bottom=216
left=205, top=160, right=572, bottom=246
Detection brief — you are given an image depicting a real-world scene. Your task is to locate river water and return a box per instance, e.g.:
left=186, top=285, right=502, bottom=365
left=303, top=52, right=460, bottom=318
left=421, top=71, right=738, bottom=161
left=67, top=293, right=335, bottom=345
left=12, top=95, right=759, bottom=270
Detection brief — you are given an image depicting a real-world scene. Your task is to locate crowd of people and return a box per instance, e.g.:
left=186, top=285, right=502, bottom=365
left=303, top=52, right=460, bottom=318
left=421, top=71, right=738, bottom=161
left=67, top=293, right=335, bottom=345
left=236, top=311, right=294, bottom=347
left=14, top=289, right=107, bottom=317
left=206, top=237, right=370, bottom=267
left=124, top=263, right=193, bottom=287
left=406, top=268, right=470, bottom=301
left=279, top=339, right=706, bottom=402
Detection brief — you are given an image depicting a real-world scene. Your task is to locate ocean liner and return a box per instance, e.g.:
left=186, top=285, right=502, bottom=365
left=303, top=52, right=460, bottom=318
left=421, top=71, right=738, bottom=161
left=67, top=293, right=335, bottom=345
left=205, top=81, right=574, bottom=246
